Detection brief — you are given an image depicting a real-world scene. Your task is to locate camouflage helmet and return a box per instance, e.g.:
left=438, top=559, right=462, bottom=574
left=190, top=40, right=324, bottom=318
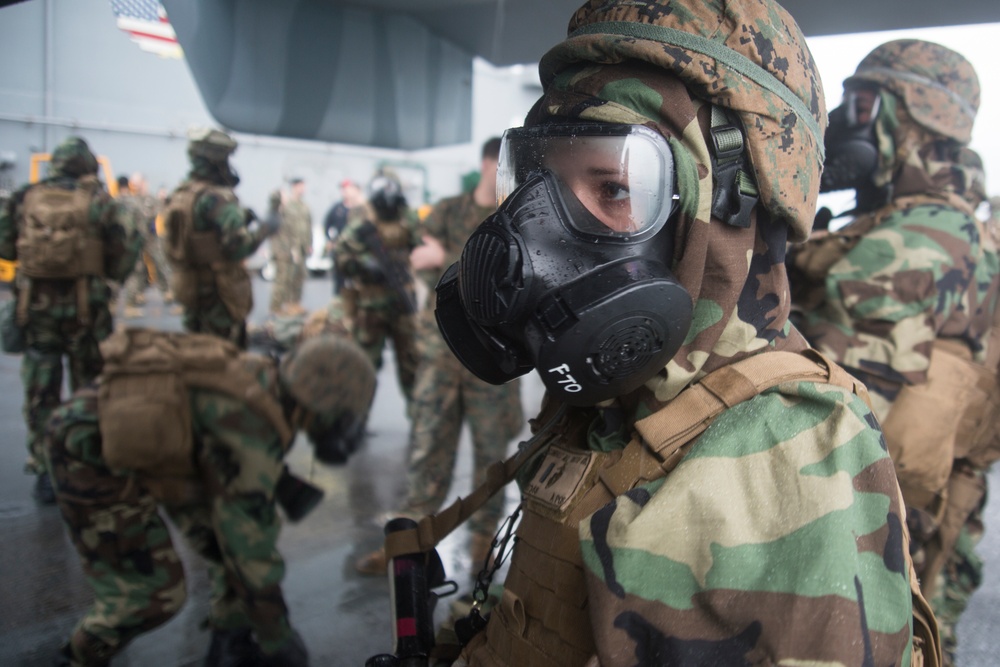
left=278, top=333, right=376, bottom=420
left=50, top=136, right=98, bottom=178
left=845, top=39, right=979, bottom=145
left=534, top=0, right=826, bottom=241
left=187, top=127, right=238, bottom=163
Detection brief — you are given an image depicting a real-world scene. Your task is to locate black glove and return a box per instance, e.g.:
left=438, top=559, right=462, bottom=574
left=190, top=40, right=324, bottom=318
left=275, top=466, right=324, bottom=522
left=243, top=208, right=258, bottom=225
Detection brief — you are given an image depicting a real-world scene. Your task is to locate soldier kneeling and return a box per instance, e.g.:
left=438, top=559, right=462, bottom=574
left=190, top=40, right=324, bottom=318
left=44, top=327, right=376, bottom=667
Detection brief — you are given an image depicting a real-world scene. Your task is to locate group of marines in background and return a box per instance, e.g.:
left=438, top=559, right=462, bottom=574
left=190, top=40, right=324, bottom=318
left=0, top=1, right=998, bottom=664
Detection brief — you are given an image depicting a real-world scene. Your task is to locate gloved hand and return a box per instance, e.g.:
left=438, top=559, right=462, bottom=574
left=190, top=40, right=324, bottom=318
left=243, top=208, right=258, bottom=225
left=268, top=190, right=282, bottom=214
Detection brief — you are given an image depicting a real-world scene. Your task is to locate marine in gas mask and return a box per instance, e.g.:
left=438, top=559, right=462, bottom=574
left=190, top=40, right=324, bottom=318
left=426, top=2, right=931, bottom=666
left=788, top=39, right=996, bottom=667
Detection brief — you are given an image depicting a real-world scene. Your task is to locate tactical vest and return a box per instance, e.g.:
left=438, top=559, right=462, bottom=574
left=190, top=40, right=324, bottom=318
left=162, top=181, right=253, bottom=320
left=15, top=175, right=106, bottom=325
left=385, top=350, right=940, bottom=667
left=97, top=328, right=291, bottom=487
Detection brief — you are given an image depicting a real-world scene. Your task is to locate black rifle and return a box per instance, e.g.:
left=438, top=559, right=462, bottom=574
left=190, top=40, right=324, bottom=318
left=355, top=221, right=417, bottom=315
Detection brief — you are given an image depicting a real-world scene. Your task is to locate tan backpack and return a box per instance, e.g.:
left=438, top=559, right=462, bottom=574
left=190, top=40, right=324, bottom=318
left=162, top=181, right=252, bottom=319
left=97, top=328, right=292, bottom=478
left=15, top=175, right=107, bottom=325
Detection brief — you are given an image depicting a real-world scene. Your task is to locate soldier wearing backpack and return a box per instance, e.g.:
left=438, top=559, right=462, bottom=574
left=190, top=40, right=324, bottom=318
left=162, top=127, right=279, bottom=348
left=0, top=136, right=141, bottom=504
left=44, top=327, right=376, bottom=667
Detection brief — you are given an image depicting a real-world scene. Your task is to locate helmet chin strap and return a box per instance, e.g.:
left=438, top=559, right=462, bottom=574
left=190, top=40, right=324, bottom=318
left=709, top=105, right=759, bottom=229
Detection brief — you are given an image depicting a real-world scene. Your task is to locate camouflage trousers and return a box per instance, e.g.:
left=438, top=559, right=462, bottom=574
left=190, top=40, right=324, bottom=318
left=124, top=238, right=171, bottom=306
left=269, top=258, right=306, bottom=314
left=45, top=392, right=294, bottom=665
left=924, top=468, right=988, bottom=667
left=352, top=305, right=417, bottom=403
left=402, top=352, right=523, bottom=540
left=182, top=296, right=247, bottom=349
left=22, top=302, right=111, bottom=475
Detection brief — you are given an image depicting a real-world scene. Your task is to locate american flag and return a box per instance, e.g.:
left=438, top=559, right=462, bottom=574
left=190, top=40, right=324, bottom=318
left=109, top=0, right=182, bottom=59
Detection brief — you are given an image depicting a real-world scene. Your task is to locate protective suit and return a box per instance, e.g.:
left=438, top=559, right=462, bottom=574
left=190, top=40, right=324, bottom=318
left=45, top=329, right=375, bottom=667
left=788, top=40, right=999, bottom=666
left=424, top=2, right=931, bottom=666
left=0, top=136, right=140, bottom=501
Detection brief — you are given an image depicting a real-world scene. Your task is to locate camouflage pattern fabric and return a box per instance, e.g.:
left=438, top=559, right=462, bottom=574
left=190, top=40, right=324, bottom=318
left=248, top=297, right=353, bottom=353
left=454, top=2, right=919, bottom=666
left=44, top=361, right=297, bottom=665
left=269, top=197, right=312, bottom=313
left=169, top=160, right=266, bottom=347
left=0, top=136, right=140, bottom=475
left=121, top=191, right=169, bottom=306
left=536, top=0, right=827, bottom=242
left=400, top=192, right=523, bottom=542
left=789, top=40, right=995, bottom=667
left=789, top=41, right=990, bottom=416
left=845, top=39, right=979, bottom=145
left=333, top=204, right=421, bottom=402
left=924, top=465, right=988, bottom=667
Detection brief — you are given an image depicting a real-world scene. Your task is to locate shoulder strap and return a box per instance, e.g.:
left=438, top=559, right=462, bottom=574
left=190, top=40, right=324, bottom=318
left=183, top=356, right=294, bottom=448
left=597, top=349, right=868, bottom=498
left=385, top=350, right=868, bottom=559
left=384, top=401, right=568, bottom=559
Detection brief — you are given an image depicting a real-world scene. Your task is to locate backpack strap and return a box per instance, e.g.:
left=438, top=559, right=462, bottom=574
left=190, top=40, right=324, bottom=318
left=384, top=400, right=568, bottom=559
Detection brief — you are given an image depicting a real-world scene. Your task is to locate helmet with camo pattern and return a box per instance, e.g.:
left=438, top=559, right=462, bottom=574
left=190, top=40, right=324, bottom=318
left=279, top=334, right=375, bottom=419
left=50, top=136, right=99, bottom=178
left=845, top=39, right=979, bottom=145
left=535, top=0, right=826, bottom=241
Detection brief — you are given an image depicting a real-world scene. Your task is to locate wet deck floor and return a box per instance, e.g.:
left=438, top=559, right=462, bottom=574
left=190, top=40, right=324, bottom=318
left=1, top=276, right=997, bottom=666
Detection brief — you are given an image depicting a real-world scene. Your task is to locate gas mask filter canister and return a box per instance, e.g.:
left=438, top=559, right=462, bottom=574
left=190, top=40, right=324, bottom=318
left=435, top=123, right=693, bottom=406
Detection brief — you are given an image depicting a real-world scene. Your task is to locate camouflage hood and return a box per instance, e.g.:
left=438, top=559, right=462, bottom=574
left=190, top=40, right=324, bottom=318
left=528, top=0, right=817, bottom=402
left=49, top=136, right=99, bottom=179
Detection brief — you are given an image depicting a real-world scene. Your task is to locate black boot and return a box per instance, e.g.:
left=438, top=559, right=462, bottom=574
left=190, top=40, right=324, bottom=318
left=259, top=631, right=309, bottom=667
left=33, top=472, right=56, bottom=505
left=204, top=627, right=262, bottom=667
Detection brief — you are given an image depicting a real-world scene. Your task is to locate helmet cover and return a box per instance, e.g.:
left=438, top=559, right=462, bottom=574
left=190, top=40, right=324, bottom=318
left=845, top=39, right=979, bottom=145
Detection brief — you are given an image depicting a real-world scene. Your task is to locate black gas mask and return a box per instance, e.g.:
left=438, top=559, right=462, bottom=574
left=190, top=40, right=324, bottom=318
left=820, top=88, right=881, bottom=194
left=369, top=175, right=407, bottom=221
left=435, top=123, right=693, bottom=406
left=307, top=410, right=366, bottom=465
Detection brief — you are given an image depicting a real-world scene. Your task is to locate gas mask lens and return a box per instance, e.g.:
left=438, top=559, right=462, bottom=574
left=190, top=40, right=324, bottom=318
left=844, top=87, right=880, bottom=128
left=497, top=123, right=674, bottom=239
